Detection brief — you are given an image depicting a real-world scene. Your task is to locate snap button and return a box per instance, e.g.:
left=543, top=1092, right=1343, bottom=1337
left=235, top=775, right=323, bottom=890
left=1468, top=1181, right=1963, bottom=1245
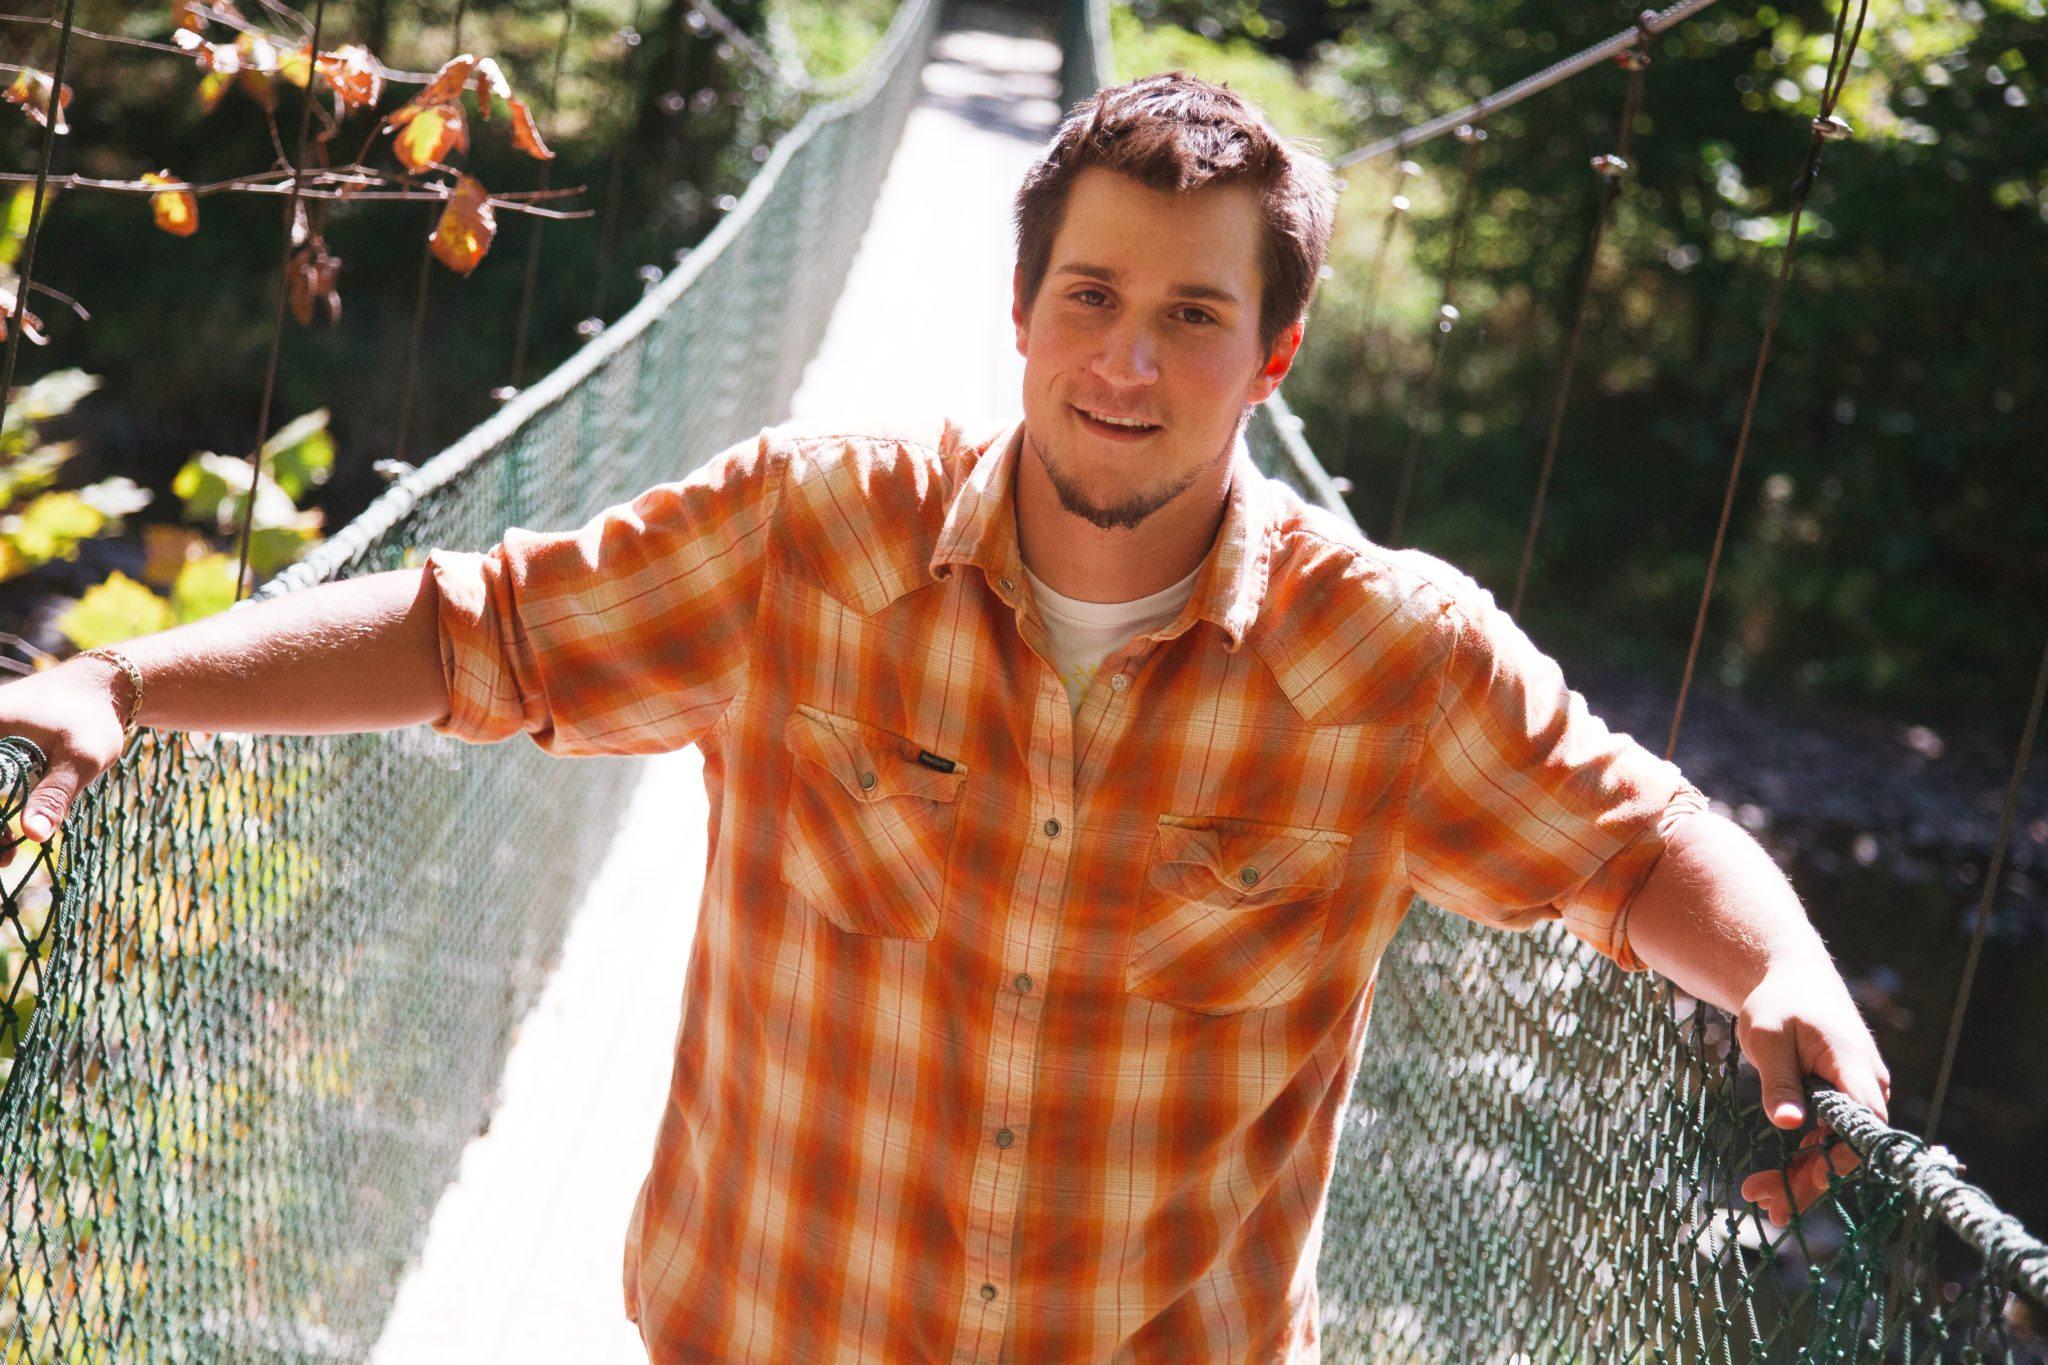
left=998, top=576, right=1015, bottom=593
left=1240, top=866, right=1260, bottom=886
left=980, top=1283, right=998, bottom=1302
left=1043, top=818, right=1061, bottom=838
left=1109, top=673, right=1129, bottom=692
left=1014, top=973, right=1032, bottom=994
left=995, top=1128, right=1015, bottom=1149
left=858, top=770, right=877, bottom=790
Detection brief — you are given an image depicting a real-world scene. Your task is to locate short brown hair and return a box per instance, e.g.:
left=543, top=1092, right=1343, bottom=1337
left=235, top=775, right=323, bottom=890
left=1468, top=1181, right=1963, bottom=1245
left=1012, top=71, right=1338, bottom=358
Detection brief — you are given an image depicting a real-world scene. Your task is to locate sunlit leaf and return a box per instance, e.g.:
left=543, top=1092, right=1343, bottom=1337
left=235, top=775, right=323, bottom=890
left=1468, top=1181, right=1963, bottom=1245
left=2, top=69, right=71, bottom=135
left=315, top=44, right=383, bottom=109
left=248, top=522, right=321, bottom=578
left=73, top=476, right=151, bottom=522
left=508, top=97, right=554, bottom=161
left=56, top=573, right=173, bottom=652
left=172, top=451, right=301, bottom=534
left=413, top=54, right=478, bottom=109
left=0, top=444, right=72, bottom=511
left=2, top=490, right=106, bottom=569
left=277, top=44, right=313, bottom=90
left=429, top=175, right=495, bottom=275
left=391, top=103, right=466, bottom=172
left=261, top=409, right=334, bottom=501
left=471, top=57, right=512, bottom=116
left=171, top=0, right=207, bottom=33
left=196, top=71, right=233, bottom=113
left=4, top=367, right=96, bottom=429
left=171, top=553, right=238, bottom=624
left=140, top=171, right=200, bottom=238
left=0, top=185, right=39, bottom=269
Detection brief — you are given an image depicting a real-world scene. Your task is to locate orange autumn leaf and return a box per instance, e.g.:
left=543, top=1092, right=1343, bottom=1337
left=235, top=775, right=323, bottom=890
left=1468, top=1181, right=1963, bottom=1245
left=141, top=171, right=200, bottom=237
left=428, top=175, right=495, bottom=276
left=411, top=54, right=478, bottom=111
left=315, top=44, right=383, bottom=109
left=3, top=68, right=73, bottom=134
left=390, top=102, right=467, bottom=171
left=170, top=0, right=207, bottom=33
left=286, top=237, right=343, bottom=326
left=471, top=57, right=512, bottom=118
left=507, top=97, right=554, bottom=161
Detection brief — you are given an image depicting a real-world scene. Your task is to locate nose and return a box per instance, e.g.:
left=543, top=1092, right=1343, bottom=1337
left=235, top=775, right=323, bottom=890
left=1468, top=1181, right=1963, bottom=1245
left=1089, top=315, right=1159, bottom=389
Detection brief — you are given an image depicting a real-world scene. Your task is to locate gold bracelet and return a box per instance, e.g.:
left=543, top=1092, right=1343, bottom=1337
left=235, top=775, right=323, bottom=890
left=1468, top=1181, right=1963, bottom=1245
left=79, top=645, right=146, bottom=732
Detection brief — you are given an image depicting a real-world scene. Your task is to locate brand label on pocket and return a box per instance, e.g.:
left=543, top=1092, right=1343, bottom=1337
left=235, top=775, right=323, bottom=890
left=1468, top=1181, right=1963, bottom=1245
left=916, top=749, right=958, bottom=773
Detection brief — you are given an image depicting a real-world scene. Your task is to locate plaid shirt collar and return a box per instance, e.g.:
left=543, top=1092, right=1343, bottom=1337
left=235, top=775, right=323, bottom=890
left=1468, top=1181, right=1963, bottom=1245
left=929, top=416, right=1275, bottom=654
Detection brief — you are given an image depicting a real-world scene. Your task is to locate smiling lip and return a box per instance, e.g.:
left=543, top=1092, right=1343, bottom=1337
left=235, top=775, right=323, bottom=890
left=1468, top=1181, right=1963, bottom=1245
left=1072, top=404, right=1162, bottom=440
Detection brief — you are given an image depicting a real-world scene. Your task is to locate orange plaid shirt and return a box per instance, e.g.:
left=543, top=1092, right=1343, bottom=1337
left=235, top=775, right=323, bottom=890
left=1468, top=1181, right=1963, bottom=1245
left=425, top=415, right=1707, bottom=1362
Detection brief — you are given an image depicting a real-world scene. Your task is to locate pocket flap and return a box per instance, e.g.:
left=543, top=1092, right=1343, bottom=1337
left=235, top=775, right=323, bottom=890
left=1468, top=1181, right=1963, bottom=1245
left=1151, top=814, right=1350, bottom=901
left=783, top=705, right=965, bottom=805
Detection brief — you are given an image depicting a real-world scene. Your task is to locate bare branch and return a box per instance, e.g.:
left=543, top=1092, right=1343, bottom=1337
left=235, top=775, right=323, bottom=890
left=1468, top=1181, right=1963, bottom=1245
left=0, top=168, right=592, bottom=219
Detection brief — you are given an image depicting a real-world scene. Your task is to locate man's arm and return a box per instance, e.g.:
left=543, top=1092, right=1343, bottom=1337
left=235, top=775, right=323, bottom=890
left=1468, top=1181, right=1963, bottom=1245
left=1625, top=809, right=1892, bottom=1222
left=0, top=567, right=447, bottom=843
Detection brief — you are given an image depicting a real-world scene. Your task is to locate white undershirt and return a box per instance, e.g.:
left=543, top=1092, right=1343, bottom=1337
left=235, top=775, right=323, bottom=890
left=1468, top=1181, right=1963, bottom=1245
left=1022, top=562, right=1203, bottom=715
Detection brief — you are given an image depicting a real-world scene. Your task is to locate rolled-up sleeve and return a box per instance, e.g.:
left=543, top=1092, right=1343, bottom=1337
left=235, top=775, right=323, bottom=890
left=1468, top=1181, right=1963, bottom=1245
left=1405, top=577, right=1709, bottom=970
left=424, top=429, right=785, bottom=756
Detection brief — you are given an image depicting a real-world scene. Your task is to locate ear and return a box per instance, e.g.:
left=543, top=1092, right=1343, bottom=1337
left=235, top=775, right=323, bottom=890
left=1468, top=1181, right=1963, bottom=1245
left=1012, top=265, right=1031, bottom=358
left=1247, top=319, right=1304, bottom=404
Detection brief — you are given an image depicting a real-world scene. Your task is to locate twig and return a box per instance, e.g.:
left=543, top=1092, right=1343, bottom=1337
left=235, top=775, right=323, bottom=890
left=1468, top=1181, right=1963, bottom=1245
left=0, top=169, right=590, bottom=217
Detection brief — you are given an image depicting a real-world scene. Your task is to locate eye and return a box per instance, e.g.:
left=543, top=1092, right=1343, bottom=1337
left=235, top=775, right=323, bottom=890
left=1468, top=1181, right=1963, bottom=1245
left=1072, top=287, right=1108, bottom=306
left=1176, top=307, right=1217, bottom=326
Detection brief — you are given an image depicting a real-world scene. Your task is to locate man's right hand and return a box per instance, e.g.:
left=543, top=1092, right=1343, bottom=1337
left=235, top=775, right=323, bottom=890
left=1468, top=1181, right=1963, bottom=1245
left=0, top=657, right=137, bottom=856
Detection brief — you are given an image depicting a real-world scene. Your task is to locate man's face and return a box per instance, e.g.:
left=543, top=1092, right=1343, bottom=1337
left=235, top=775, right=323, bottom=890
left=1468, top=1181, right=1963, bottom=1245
left=1012, top=167, right=1300, bottom=532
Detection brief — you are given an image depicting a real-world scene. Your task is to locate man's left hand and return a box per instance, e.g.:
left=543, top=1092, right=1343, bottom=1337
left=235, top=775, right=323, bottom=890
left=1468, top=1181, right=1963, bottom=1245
left=1732, top=959, right=1893, bottom=1226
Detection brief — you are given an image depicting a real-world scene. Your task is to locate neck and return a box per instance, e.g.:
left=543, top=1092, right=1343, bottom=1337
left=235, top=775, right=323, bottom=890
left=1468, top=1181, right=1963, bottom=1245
left=1013, top=424, right=1238, bottom=603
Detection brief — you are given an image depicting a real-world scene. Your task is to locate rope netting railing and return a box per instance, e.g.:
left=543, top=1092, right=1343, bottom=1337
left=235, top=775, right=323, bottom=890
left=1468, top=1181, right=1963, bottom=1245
left=0, top=0, right=939, bottom=1356
left=1047, top=2, right=2048, bottom=1361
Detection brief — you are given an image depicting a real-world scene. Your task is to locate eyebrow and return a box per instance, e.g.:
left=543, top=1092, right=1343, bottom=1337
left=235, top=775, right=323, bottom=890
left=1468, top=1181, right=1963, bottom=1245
left=1054, top=262, right=1241, bottom=306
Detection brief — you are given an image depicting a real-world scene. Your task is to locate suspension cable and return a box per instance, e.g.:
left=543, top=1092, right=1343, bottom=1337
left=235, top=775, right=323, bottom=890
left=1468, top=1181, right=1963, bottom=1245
left=1925, top=632, right=2048, bottom=1144
left=508, top=0, right=579, bottom=391
left=391, top=0, right=472, bottom=467
left=1508, top=45, right=1652, bottom=617
left=1334, top=0, right=1726, bottom=169
left=231, top=0, right=331, bottom=602
left=1664, top=0, right=1870, bottom=764
left=0, top=0, right=79, bottom=439
left=1384, top=125, right=1485, bottom=549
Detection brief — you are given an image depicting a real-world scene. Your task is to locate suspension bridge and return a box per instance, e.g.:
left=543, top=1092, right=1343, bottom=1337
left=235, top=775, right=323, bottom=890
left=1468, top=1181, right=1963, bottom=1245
left=0, top=0, right=2043, bottom=1360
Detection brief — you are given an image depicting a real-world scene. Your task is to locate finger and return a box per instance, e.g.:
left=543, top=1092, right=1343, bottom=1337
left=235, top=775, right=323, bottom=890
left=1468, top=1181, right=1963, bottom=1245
left=1810, top=1041, right=1890, bottom=1126
left=1742, top=1017, right=1807, bottom=1128
left=20, top=774, right=77, bottom=844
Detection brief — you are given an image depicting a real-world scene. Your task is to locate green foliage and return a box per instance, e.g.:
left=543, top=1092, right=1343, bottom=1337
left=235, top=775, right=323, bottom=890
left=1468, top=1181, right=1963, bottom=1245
left=1109, top=4, right=1351, bottom=147
left=1246, top=0, right=2048, bottom=721
left=771, top=0, right=898, bottom=83
left=56, top=571, right=174, bottom=650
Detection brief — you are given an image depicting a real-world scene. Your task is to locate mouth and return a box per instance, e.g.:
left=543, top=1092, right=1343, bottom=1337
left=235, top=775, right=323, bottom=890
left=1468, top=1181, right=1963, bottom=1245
left=1072, top=404, right=1162, bottom=442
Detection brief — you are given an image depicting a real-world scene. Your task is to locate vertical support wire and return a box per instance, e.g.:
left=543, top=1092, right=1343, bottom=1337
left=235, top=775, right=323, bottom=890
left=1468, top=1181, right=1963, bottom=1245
left=1925, top=631, right=2048, bottom=1143
left=391, top=0, right=472, bottom=465
left=232, top=0, right=332, bottom=602
left=508, top=0, right=579, bottom=390
left=590, top=0, right=650, bottom=325
left=1331, top=158, right=1418, bottom=513
left=1385, top=122, right=1487, bottom=549
left=1662, top=0, right=1869, bottom=764
left=1509, top=47, right=1651, bottom=618
left=0, top=0, right=80, bottom=437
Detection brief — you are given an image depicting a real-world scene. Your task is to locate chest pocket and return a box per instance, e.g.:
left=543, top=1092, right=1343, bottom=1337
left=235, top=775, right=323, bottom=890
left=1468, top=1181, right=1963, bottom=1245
left=1125, top=814, right=1352, bottom=1016
left=780, top=704, right=966, bottom=940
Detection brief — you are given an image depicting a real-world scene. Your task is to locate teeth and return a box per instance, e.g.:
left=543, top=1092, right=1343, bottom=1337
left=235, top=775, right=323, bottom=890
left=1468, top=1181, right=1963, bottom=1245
left=1085, top=410, right=1155, bottom=429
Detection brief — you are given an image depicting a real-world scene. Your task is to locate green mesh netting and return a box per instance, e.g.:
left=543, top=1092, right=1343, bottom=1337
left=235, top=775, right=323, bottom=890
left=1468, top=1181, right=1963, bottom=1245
left=0, top=0, right=938, bottom=1356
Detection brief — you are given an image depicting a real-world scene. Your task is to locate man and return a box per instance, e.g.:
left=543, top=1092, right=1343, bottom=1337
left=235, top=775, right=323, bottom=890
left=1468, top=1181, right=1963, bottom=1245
left=1, top=73, right=1886, bottom=1361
